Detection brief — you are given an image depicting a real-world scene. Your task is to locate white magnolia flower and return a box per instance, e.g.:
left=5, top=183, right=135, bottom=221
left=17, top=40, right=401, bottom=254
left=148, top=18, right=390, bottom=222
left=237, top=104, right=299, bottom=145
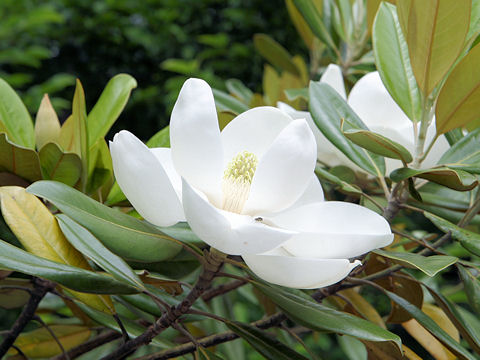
left=279, top=66, right=450, bottom=174
left=111, top=78, right=393, bottom=289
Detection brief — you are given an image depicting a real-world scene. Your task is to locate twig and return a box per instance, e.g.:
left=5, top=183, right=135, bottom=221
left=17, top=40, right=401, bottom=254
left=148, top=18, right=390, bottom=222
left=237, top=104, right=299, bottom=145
left=100, top=249, right=225, bottom=360
left=280, top=323, right=319, bottom=360
left=113, top=313, right=130, bottom=342
left=202, top=279, right=247, bottom=302
left=0, top=278, right=55, bottom=357
left=52, top=330, right=121, bottom=360
left=11, top=345, right=27, bottom=359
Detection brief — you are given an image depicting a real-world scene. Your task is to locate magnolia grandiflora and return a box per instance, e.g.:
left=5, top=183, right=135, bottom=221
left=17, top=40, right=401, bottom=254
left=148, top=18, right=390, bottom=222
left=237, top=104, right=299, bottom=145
left=110, top=78, right=393, bottom=289
left=279, top=66, right=449, bottom=173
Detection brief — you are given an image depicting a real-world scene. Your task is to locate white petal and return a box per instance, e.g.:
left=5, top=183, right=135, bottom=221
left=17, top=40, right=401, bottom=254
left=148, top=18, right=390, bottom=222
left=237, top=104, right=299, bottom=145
left=110, top=131, right=184, bottom=226
left=170, top=78, right=224, bottom=205
left=266, top=201, right=393, bottom=259
left=288, top=175, right=324, bottom=208
left=244, top=253, right=361, bottom=289
left=221, top=106, right=293, bottom=165
left=182, top=179, right=293, bottom=255
left=150, top=147, right=182, bottom=199
left=320, top=64, right=347, bottom=100
left=423, top=123, right=450, bottom=168
left=348, top=72, right=411, bottom=130
left=243, top=119, right=317, bottom=215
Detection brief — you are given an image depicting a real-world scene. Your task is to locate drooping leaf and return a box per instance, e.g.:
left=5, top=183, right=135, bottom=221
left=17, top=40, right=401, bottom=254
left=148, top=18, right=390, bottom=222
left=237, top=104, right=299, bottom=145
left=27, top=180, right=182, bottom=262
left=57, top=214, right=145, bottom=290
left=309, top=82, right=385, bottom=176
left=373, top=2, right=421, bottom=122
left=374, top=249, right=457, bottom=277
left=397, top=0, right=471, bottom=95
left=315, top=166, right=362, bottom=195
left=0, top=186, right=114, bottom=312
left=437, top=128, right=480, bottom=173
left=457, top=265, right=480, bottom=315
left=8, top=325, right=91, bottom=358
left=253, top=34, right=301, bottom=77
left=226, top=321, right=309, bottom=360
left=213, top=89, right=249, bottom=115
left=38, top=142, right=82, bottom=186
left=86, top=74, right=137, bottom=148
left=0, top=78, right=35, bottom=148
left=341, top=118, right=413, bottom=163
left=0, top=133, right=42, bottom=182
left=389, top=167, right=478, bottom=191
left=34, top=94, right=61, bottom=150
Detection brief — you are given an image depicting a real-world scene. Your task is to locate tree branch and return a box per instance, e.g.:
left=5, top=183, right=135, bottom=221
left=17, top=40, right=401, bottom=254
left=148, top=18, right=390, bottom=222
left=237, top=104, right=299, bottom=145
left=52, top=330, right=121, bottom=360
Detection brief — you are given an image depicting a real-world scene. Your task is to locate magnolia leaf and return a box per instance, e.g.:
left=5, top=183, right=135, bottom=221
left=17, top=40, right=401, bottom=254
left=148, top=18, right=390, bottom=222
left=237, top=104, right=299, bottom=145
left=373, top=2, right=421, bottom=122
left=34, top=94, right=61, bottom=150
left=383, top=273, right=423, bottom=324
left=8, top=325, right=91, bottom=358
left=285, top=0, right=314, bottom=48
left=27, top=180, right=181, bottom=262
left=315, top=166, right=362, bottom=195
left=137, top=271, right=182, bottom=295
left=457, top=265, right=480, bottom=315
left=338, top=289, right=385, bottom=328
left=213, top=89, right=249, bottom=115
left=0, top=78, right=35, bottom=148
left=0, top=133, right=42, bottom=182
left=225, top=79, right=253, bottom=104
left=253, top=34, right=301, bottom=77
left=309, top=82, right=385, bottom=176
left=425, top=211, right=480, bottom=257
left=341, top=118, right=413, bottom=163
left=0, top=186, right=114, bottom=313
left=196, top=347, right=226, bottom=360
left=438, top=128, right=480, bottom=173
left=284, top=88, right=308, bottom=102
left=0, top=278, right=32, bottom=309
left=87, top=74, right=137, bottom=148
left=389, top=167, right=478, bottom=191
left=38, top=142, right=82, bottom=186
left=436, top=43, right=480, bottom=133
left=397, top=0, right=471, bottom=95
left=71, top=79, right=89, bottom=190
left=57, top=215, right=145, bottom=290
left=360, top=340, right=405, bottom=360
left=374, top=249, right=457, bottom=277
left=226, top=321, right=309, bottom=360
left=146, top=125, right=170, bottom=148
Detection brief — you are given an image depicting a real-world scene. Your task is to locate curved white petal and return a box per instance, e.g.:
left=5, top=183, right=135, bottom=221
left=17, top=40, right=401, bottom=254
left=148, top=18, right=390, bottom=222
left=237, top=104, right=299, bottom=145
left=266, top=201, right=393, bottom=259
left=423, top=123, right=450, bottom=168
left=243, top=119, right=317, bottom=215
left=320, top=64, right=347, bottom=100
left=170, top=78, right=224, bottom=205
left=348, top=72, right=411, bottom=130
left=244, top=252, right=361, bottom=289
left=110, top=131, right=184, bottom=226
left=182, top=179, right=293, bottom=255
left=221, top=106, right=293, bottom=165
left=288, top=175, right=324, bottom=209
left=150, top=147, right=182, bottom=199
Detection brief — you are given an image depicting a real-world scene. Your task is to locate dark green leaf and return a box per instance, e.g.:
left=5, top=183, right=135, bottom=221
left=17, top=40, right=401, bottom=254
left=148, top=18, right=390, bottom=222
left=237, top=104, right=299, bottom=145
left=314, top=166, right=362, bottom=195
left=457, top=265, right=480, bottom=315
left=438, top=128, right=480, bottom=174
left=390, top=167, right=478, bottom=191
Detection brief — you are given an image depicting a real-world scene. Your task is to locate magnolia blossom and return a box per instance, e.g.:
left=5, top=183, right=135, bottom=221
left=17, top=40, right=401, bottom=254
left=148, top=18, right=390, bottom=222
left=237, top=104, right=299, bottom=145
left=279, top=66, right=450, bottom=174
left=110, top=78, right=393, bottom=289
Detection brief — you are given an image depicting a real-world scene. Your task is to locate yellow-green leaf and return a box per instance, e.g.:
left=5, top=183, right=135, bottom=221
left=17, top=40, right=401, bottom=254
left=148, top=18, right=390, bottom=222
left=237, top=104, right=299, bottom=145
left=38, top=142, right=82, bottom=187
left=0, top=186, right=113, bottom=313
left=286, top=0, right=314, bottom=48
left=253, top=34, right=301, bottom=76
left=8, top=325, right=91, bottom=358
left=398, top=0, right=471, bottom=95
left=436, top=43, right=480, bottom=134
left=34, top=94, right=61, bottom=150
left=0, top=133, right=42, bottom=182
left=71, top=80, right=89, bottom=190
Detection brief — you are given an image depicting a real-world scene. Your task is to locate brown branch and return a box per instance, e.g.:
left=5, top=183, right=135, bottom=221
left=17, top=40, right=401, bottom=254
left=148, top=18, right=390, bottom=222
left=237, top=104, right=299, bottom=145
left=100, top=249, right=225, bottom=360
left=0, top=277, right=55, bottom=357
left=134, top=312, right=286, bottom=360
left=201, top=279, right=247, bottom=302
left=52, top=330, right=121, bottom=360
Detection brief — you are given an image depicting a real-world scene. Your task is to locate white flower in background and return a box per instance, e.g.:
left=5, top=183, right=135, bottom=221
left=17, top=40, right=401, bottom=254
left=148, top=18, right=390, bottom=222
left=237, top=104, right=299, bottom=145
left=111, top=78, right=393, bottom=289
left=279, top=66, right=449, bottom=174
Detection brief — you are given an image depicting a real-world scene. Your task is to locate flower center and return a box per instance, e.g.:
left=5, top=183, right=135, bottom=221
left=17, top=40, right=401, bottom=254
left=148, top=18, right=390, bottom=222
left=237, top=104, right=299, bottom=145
left=222, top=151, right=258, bottom=213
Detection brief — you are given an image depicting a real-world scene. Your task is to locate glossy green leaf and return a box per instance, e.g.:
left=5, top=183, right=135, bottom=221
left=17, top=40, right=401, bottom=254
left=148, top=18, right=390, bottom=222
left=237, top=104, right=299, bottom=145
left=458, top=265, right=480, bottom=315
left=253, top=280, right=402, bottom=350
left=226, top=321, right=309, bottom=360
left=34, top=94, right=61, bottom=150
left=225, top=79, right=253, bottom=104
left=438, top=128, right=480, bottom=173
left=284, top=88, right=308, bottom=102
left=253, top=34, right=301, bottom=76
left=314, top=166, right=362, bottom=195
left=389, top=167, right=478, bottom=191
left=71, top=79, right=88, bottom=190
left=337, top=335, right=367, bottom=360
left=0, top=238, right=136, bottom=294
left=373, top=2, right=421, bottom=122
left=27, top=180, right=182, bottom=262
left=38, top=142, right=82, bottom=186
left=104, top=182, right=126, bottom=206
left=57, top=214, right=145, bottom=290
left=293, top=0, right=336, bottom=50
left=309, top=81, right=386, bottom=176
left=146, top=125, right=170, bottom=148
left=425, top=211, right=480, bottom=257
left=0, top=78, right=34, bottom=148
left=87, top=74, right=137, bottom=148
left=383, top=289, right=475, bottom=360
left=436, top=43, right=480, bottom=133
left=213, top=89, right=249, bottom=115
left=286, top=0, right=315, bottom=49
left=0, top=133, right=41, bottom=182
left=444, top=128, right=464, bottom=146
left=397, top=0, right=471, bottom=95
left=374, top=249, right=457, bottom=277
left=341, top=119, right=413, bottom=163
left=159, top=222, right=203, bottom=245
